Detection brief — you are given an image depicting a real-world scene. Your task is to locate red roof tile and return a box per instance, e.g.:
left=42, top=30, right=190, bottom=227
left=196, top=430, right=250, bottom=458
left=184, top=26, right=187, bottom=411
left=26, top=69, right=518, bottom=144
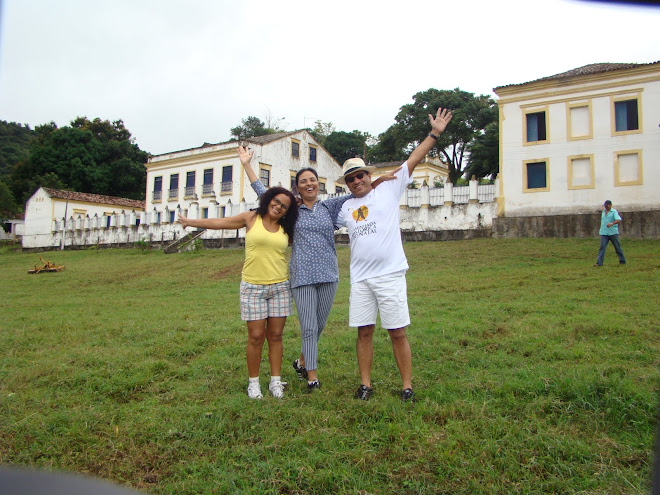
left=494, top=61, right=660, bottom=91
left=43, top=188, right=145, bottom=209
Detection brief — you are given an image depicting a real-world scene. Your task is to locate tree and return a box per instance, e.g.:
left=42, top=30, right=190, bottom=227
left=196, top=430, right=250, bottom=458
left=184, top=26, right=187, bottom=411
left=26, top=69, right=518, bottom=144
left=0, top=180, right=19, bottom=222
left=308, top=120, right=335, bottom=146
left=369, top=88, right=498, bottom=183
left=0, top=121, right=35, bottom=181
left=262, top=107, right=287, bottom=134
left=366, top=125, right=407, bottom=163
left=11, top=117, right=148, bottom=204
left=323, top=130, right=369, bottom=165
left=230, top=116, right=280, bottom=141
left=464, top=122, right=499, bottom=180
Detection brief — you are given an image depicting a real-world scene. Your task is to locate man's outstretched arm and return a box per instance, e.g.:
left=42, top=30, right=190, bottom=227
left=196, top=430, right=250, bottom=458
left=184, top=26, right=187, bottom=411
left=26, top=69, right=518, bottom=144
left=406, top=107, right=453, bottom=176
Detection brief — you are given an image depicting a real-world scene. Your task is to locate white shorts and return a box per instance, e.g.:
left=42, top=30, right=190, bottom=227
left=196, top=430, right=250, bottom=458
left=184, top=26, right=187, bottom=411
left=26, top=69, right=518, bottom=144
left=349, top=270, right=410, bottom=329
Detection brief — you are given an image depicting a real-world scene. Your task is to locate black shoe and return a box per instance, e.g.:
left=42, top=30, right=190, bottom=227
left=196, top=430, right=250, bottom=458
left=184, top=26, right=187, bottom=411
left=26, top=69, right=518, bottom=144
left=306, top=380, right=321, bottom=393
left=401, top=388, right=415, bottom=402
left=292, top=359, right=307, bottom=380
left=354, top=384, right=374, bottom=401
left=619, top=261, right=626, bottom=265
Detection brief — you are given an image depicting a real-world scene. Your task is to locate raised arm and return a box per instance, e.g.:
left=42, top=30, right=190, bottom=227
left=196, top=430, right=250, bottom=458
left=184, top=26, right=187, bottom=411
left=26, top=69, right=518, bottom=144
left=178, top=210, right=255, bottom=231
left=406, top=107, right=453, bottom=176
left=238, top=146, right=259, bottom=184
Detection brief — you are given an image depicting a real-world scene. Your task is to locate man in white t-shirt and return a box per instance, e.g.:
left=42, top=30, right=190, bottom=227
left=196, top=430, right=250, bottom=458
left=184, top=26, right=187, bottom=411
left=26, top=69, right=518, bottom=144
left=336, top=107, right=453, bottom=402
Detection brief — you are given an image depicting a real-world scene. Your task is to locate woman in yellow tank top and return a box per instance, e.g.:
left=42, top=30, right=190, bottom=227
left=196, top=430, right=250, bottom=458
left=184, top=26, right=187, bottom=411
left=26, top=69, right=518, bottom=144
left=179, top=186, right=298, bottom=399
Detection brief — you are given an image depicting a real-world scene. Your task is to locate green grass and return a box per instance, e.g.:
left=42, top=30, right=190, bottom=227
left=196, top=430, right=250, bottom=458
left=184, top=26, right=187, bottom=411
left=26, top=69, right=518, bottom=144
left=1, top=238, right=659, bottom=494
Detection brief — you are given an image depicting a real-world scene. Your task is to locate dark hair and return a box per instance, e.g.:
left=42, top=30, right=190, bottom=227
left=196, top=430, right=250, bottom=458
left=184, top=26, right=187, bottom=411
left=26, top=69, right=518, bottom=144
left=295, top=167, right=318, bottom=185
left=256, top=186, right=298, bottom=241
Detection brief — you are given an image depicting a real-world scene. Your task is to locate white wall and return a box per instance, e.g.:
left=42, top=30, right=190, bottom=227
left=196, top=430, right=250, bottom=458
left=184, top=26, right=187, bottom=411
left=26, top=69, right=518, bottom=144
left=21, top=181, right=498, bottom=249
left=256, top=131, right=343, bottom=194
left=22, top=188, right=145, bottom=249
left=145, top=132, right=344, bottom=222
left=498, top=68, right=660, bottom=217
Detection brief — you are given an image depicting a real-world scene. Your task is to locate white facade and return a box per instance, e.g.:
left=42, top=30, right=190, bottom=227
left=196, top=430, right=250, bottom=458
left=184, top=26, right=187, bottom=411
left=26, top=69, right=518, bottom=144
left=494, top=62, right=660, bottom=217
left=145, top=130, right=345, bottom=223
left=22, top=187, right=145, bottom=249
left=1, top=218, right=24, bottom=241
left=19, top=180, right=497, bottom=250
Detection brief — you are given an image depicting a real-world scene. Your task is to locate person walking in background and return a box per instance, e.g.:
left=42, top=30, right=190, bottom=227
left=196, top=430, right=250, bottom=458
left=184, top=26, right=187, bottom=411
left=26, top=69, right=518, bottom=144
left=335, top=107, right=453, bottom=402
left=594, top=200, right=626, bottom=267
left=178, top=187, right=298, bottom=399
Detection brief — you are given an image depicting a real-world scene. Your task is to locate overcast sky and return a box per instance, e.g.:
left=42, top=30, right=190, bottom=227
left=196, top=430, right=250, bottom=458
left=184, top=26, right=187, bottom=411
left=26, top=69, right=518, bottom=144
left=0, top=0, right=658, bottom=156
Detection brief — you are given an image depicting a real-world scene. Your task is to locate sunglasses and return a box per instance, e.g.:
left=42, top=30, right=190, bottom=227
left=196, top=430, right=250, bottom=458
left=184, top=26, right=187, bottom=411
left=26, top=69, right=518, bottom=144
left=346, top=171, right=368, bottom=184
left=272, top=197, right=289, bottom=212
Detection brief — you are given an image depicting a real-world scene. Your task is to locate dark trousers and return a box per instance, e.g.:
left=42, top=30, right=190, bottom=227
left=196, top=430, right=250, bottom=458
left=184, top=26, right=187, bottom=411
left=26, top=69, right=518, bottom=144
left=596, top=234, right=626, bottom=266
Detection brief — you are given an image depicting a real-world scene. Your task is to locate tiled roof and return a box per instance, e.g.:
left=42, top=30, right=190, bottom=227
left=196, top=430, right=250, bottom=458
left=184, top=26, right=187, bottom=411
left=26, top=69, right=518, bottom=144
left=494, top=61, right=660, bottom=90
left=246, top=130, right=302, bottom=145
left=43, top=188, right=145, bottom=209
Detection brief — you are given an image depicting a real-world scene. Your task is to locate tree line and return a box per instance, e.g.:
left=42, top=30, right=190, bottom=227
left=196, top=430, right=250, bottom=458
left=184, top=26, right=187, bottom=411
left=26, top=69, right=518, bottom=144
left=0, top=118, right=148, bottom=222
left=0, top=88, right=498, bottom=222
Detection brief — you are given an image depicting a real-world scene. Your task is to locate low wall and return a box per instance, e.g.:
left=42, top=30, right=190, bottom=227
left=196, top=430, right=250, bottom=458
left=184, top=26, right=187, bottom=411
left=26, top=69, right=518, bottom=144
left=19, top=207, right=659, bottom=253
left=492, top=210, right=660, bottom=239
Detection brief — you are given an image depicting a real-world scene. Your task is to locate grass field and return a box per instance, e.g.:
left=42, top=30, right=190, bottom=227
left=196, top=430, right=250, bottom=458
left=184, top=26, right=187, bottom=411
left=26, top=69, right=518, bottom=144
left=1, top=238, right=659, bottom=494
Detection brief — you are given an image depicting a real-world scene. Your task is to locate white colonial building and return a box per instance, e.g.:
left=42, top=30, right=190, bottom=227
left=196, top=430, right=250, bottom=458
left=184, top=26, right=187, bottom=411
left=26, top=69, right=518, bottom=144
left=145, top=130, right=345, bottom=223
left=494, top=61, right=660, bottom=217
left=21, top=187, right=145, bottom=249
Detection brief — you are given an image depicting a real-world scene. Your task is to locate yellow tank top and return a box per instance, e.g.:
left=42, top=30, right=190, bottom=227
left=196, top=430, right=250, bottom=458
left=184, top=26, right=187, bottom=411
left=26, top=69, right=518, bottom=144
left=242, top=215, right=289, bottom=284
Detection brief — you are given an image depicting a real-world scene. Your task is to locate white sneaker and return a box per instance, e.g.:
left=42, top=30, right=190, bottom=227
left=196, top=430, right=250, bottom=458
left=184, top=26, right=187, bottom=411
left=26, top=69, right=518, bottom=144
left=268, top=380, right=287, bottom=399
left=247, top=381, right=263, bottom=399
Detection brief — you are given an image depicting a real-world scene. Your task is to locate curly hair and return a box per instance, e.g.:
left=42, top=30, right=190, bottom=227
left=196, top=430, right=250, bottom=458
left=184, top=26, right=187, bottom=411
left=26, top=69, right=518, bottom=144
left=256, top=186, right=298, bottom=241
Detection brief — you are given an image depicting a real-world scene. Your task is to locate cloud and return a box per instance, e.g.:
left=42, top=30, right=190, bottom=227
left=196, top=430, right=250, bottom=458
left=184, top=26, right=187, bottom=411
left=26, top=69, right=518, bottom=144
left=1, top=0, right=658, bottom=155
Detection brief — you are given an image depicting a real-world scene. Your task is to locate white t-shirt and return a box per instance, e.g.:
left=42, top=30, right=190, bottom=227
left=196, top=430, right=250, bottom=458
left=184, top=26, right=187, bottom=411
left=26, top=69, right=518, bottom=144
left=336, top=163, right=413, bottom=284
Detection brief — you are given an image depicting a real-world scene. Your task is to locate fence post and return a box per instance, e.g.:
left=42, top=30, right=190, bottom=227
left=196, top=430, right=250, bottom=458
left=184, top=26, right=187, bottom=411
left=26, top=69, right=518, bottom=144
left=469, top=176, right=479, bottom=204
left=444, top=182, right=454, bottom=206
left=420, top=181, right=430, bottom=208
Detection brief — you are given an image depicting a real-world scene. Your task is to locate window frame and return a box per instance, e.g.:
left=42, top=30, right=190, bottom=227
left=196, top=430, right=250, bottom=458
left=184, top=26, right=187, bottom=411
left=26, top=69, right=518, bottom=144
left=309, top=145, right=317, bottom=162
left=221, top=165, right=233, bottom=195
left=522, top=106, right=549, bottom=146
left=291, top=139, right=300, bottom=158
left=614, top=149, right=643, bottom=187
left=168, top=173, right=179, bottom=201
left=522, top=159, right=550, bottom=193
left=290, top=172, right=297, bottom=193
left=185, top=171, right=196, bottom=198
left=152, top=176, right=163, bottom=202
left=203, top=168, right=213, bottom=185
left=566, top=101, right=593, bottom=141
left=611, top=94, right=642, bottom=136
left=259, top=164, right=272, bottom=188
left=567, top=153, right=595, bottom=190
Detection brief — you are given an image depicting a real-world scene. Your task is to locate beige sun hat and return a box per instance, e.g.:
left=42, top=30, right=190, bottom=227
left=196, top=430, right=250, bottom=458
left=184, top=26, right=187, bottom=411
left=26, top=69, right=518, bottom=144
left=337, top=158, right=376, bottom=185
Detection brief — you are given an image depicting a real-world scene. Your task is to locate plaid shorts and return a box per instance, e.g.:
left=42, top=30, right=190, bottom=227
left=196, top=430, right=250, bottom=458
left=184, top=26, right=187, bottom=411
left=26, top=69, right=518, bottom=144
left=240, top=280, right=293, bottom=321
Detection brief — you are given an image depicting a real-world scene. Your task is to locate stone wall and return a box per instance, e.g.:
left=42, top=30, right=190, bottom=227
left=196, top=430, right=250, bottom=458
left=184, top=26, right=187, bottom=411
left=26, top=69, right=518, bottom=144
left=492, top=210, right=660, bottom=239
